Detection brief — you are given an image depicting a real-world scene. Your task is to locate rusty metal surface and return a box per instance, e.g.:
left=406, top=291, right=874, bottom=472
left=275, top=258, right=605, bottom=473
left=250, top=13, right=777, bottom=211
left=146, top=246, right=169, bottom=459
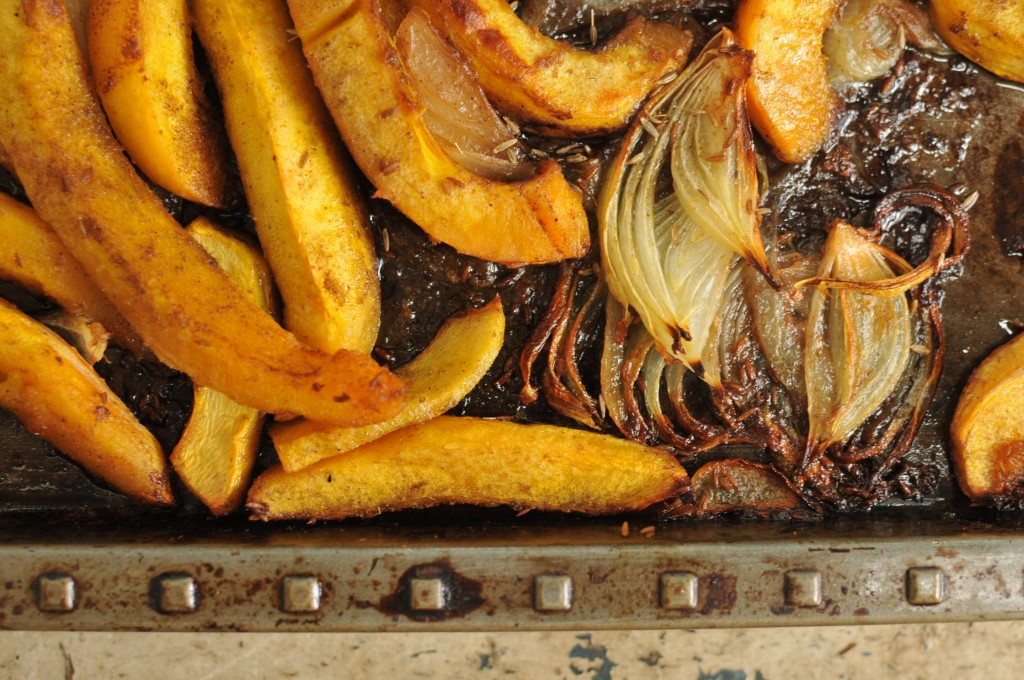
left=3, top=515, right=1024, bottom=631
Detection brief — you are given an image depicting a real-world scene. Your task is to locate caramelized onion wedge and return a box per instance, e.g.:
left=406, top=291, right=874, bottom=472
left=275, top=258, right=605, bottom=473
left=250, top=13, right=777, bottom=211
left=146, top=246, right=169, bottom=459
left=248, top=416, right=689, bottom=520
left=673, top=460, right=807, bottom=516
left=599, top=29, right=768, bottom=365
left=406, top=0, right=691, bottom=136
left=0, top=299, right=173, bottom=505
left=88, top=0, right=234, bottom=207
left=285, top=0, right=589, bottom=266
left=171, top=218, right=276, bottom=516
left=600, top=297, right=651, bottom=442
left=0, top=193, right=142, bottom=354
left=0, top=1, right=406, bottom=425
left=804, top=221, right=913, bottom=458
left=192, top=0, right=380, bottom=354
left=396, top=8, right=532, bottom=182
left=743, top=254, right=816, bottom=412
left=824, top=0, right=951, bottom=86
left=951, top=332, right=1024, bottom=500
left=272, top=298, right=505, bottom=472
left=796, top=184, right=971, bottom=297
left=668, top=30, right=772, bottom=281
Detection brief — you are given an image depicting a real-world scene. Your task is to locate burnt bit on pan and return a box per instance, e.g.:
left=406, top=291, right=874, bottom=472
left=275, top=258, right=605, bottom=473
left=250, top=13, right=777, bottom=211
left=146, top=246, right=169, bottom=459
left=376, top=560, right=485, bottom=621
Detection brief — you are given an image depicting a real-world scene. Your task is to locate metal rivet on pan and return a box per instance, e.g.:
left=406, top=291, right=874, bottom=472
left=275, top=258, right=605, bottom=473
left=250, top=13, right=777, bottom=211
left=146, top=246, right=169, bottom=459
left=906, top=567, right=945, bottom=606
left=660, top=572, right=699, bottom=610
left=155, top=574, right=198, bottom=614
left=280, top=575, right=322, bottom=613
left=409, top=577, right=446, bottom=611
left=36, top=573, right=76, bottom=613
left=534, top=574, right=573, bottom=612
left=785, top=569, right=823, bottom=607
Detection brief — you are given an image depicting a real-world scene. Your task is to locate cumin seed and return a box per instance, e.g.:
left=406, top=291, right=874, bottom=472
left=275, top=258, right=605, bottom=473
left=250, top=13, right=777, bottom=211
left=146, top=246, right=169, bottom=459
left=640, top=116, right=660, bottom=138
left=492, top=138, right=518, bottom=154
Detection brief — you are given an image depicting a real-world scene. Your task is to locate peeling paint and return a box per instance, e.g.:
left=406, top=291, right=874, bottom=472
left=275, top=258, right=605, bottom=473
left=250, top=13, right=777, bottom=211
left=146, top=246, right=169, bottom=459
left=697, top=670, right=765, bottom=680
left=568, top=634, right=617, bottom=680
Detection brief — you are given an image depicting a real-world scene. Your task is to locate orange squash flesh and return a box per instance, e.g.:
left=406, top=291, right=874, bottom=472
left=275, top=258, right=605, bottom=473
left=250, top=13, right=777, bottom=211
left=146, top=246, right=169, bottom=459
left=406, top=0, right=691, bottom=137
left=249, top=416, right=690, bottom=520
left=0, top=299, right=173, bottom=505
left=0, top=193, right=142, bottom=354
left=951, top=332, right=1024, bottom=500
left=285, top=0, right=590, bottom=266
left=931, top=0, right=1024, bottom=83
left=735, top=0, right=841, bottom=163
left=0, top=0, right=407, bottom=426
left=170, top=218, right=277, bottom=516
left=272, top=298, right=505, bottom=472
left=88, top=0, right=234, bottom=207
left=192, top=0, right=381, bottom=354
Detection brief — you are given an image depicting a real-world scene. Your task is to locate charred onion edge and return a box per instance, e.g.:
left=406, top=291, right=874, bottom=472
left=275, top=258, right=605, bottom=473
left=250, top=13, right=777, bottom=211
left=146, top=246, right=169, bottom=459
left=551, top=271, right=605, bottom=427
left=519, top=260, right=575, bottom=404
left=664, top=459, right=820, bottom=518
left=542, top=266, right=603, bottom=427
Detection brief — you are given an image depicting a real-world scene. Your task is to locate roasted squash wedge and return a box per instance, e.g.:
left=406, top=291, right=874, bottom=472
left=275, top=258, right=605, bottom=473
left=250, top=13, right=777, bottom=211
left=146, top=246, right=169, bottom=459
left=406, top=0, right=691, bottom=137
left=0, top=193, right=142, bottom=354
left=285, top=0, right=589, bottom=266
left=171, top=218, right=276, bottom=515
left=88, top=0, right=234, bottom=207
left=0, top=299, right=173, bottom=505
left=249, top=416, right=689, bottom=519
left=931, top=0, right=1024, bottom=83
left=0, top=0, right=406, bottom=425
left=272, top=297, right=505, bottom=472
left=193, top=0, right=380, bottom=353
left=951, top=332, right=1024, bottom=500
left=735, top=0, right=842, bottom=163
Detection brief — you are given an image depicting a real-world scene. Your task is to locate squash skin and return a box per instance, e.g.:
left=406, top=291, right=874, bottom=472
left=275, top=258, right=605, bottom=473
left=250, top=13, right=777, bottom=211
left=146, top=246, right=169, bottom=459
left=285, top=0, right=590, bottom=266
left=88, top=0, right=234, bottom=207
left=0, top=0, right=406, bottom=426
left=406, top=0, right=692, bottom=137
left=0, top=299, right=173, bottom=505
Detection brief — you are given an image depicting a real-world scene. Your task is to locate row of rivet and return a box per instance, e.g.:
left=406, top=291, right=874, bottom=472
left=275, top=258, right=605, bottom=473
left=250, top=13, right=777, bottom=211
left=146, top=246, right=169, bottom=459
left=31, top=566, right=948, bottom=615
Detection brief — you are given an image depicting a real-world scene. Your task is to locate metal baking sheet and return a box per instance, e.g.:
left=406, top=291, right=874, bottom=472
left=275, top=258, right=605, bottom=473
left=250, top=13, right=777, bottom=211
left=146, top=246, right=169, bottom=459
left=2, top=15, right=1024, bottom=630
left=3, top=513, right=1024, bottom=631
